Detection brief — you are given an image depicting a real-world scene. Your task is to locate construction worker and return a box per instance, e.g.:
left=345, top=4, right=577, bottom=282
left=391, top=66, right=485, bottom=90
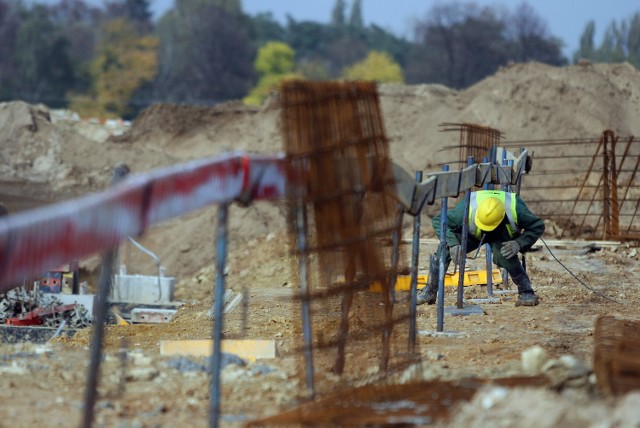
left=417, top=189, right=544, bottom=307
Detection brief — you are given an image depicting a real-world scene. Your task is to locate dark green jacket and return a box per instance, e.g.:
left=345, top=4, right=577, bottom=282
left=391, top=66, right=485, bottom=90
left=432, top=193, right=545, bottom=250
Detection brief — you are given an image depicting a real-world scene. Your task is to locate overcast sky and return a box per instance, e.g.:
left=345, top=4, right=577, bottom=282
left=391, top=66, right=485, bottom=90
left=33, top=0, right=640, bottom=58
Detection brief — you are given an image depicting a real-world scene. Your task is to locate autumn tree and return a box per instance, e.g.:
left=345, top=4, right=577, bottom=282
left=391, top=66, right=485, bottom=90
left=69, top=18, right=157, bottom=117
left=343, top=50, right=404, bottom=83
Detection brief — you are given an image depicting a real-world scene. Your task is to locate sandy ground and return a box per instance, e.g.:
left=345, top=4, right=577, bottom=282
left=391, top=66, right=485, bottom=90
left=0, top=61, right=639, bottom=426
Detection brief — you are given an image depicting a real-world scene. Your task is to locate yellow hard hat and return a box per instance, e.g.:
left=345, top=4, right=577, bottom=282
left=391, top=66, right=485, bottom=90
left=475, top=197, right=505, bottom=231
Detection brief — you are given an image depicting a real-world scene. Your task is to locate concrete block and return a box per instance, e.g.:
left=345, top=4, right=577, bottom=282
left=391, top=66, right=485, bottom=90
left=111, top=274, right=175, bottom=303
left=160, top=339, right=277, bottom=362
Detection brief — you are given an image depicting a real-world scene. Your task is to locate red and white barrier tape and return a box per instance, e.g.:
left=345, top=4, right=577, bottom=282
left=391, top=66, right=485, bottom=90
left=0, top=152, right=287, bottom=291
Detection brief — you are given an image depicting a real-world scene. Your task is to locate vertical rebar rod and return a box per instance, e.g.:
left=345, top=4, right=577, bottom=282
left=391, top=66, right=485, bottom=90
left=381, top=206, right=403, bottom=370
left=437, top=165, right=449, bottom=332
left=295, top=202, right=315, bottom=397
left=610, top=135, right=620, bottom=238
left=516, top=148, right=525, bottom=196
left=617, top=136, right=636, bottom=214
left=625, top=149, right=640, bottom=234
left=210, top=203, right=229, bottom=428
left=457, top=158, right=473, bottom=309
left=482, top=156, right=494, bottom=297
left=603, top=135, right=612, bottom=240
left=408, top=171, right=422, bottom=352
left=82, top=164, right=129, bottom=428
left=81, top=248, right=116, bottom=428
left=562, top=136, right=604, bottom=239
left=501, top=155, right=510, bottom=288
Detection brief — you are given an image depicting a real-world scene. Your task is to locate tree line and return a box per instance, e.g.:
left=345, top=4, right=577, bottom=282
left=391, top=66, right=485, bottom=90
left=0, top=0, right=637, bottom=119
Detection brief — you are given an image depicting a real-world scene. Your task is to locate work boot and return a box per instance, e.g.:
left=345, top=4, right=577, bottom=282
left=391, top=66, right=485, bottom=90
left=507, top=263, right=540, bottom=307
left=515, top=291, right=540, bottom=307
left=416, top=255, right=439, bottom=306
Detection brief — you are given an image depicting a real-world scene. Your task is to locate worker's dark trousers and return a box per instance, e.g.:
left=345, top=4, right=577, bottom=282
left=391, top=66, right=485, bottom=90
left=428, top=237, right=534, bottom=293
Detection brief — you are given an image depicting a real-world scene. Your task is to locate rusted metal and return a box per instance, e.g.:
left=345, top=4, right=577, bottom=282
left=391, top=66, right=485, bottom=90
left=594, top=316, right=640, bottom=396
left=280, top=80, right=401, bottom=377
left=442, top=131, right=640, bottom=240
left=440, top=123, right=503, bottom=169
left=246, top=377, right=548, bottom=426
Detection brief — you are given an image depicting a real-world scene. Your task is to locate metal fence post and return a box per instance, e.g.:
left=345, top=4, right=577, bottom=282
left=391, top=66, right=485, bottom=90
left=436, top=165, right=449, bottom=332
left=408, top=171, right=422, bottom=352
left=295, top=202, right=315, bottom=398
left=210, top=202, right=229, bottom=428
left=457, top=158, right=474, bottom=309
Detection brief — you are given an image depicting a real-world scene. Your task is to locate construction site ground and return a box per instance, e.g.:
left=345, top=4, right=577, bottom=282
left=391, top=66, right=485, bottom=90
left=0, top=61, right=640, bottom=426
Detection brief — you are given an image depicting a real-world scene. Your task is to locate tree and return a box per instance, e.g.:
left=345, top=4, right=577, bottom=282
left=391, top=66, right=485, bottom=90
left=348, top=0, right=363, bottom=31
left=574, top=21, right=596, bottom=63
left=248, top=12, right=286, bottom=47
left=244, top=41, right=301, bottom=106
left=507, top=2, right=565, bottom=65
left=0, top=0, right=20, bottom=100
left=153, top=0, right=255, bottom=104
left=331, top=0, right=346, bottom=27
left=69, top=18, right=157, bottom=117
left=406, top=2, right=565, bottom=88
left=407, top=3, right=509, bottom=88
left=573, top=13, right=640, bottom=68
left=10, top=4, right=77, bottom=107
left=343, top=50, right=404, bottom=83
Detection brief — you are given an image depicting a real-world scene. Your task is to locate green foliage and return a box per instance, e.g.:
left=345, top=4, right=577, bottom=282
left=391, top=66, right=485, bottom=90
left=244, top=41, right=301, bottom=106
left=255, top=41, right=295, bottom=75
left=573, top=12, right=640, bottom=68
left=331, top=0, right=346, bottom=26
left=343, top=51, right=404, bottom=83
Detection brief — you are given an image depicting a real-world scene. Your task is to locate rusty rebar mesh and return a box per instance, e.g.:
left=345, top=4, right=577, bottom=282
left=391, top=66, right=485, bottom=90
left=246, top=376, right=548, bottom=426
left=440, top=122, right=504, bottom=167
left=282, top=80, right=399, bottom=285
left=280, top=80, right=403, bottom=377
left=593, top=316, right=640, bottom=396
left=440, top=132, right=640, bottom=240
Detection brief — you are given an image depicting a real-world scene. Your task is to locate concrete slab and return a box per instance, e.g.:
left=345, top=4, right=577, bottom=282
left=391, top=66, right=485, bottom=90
left=444, top=304, right=485, bottom=316
left=493, top=290, right=518, bottom=295
left=111, top=274, right=176, bottom=304
left=160, top=339, right=277, bottom=362
left=467, top=297, right=501, bottom=304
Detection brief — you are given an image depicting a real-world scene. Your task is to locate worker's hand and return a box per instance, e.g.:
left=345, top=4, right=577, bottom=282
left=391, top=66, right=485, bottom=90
left=501, top=240, right=521, bottom=259
left=449, top=245, right=462, bottom=265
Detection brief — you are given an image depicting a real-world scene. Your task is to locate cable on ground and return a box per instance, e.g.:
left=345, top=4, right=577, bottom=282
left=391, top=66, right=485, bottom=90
left=539, top=237, right=622, bottom=305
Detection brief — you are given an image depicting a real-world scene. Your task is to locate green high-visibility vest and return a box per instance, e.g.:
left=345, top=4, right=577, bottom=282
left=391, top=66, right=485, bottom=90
left=468, top=190, right=519, bottom=238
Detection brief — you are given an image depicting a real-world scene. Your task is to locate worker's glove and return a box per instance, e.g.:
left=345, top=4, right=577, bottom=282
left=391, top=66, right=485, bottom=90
left=501, top=240, right=521, bottom=259
left=449, top=245, right=462, bottom=266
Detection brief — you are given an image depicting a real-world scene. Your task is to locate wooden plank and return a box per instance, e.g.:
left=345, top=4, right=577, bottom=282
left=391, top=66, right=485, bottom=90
left=160, top=339, right=277, bottom=361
